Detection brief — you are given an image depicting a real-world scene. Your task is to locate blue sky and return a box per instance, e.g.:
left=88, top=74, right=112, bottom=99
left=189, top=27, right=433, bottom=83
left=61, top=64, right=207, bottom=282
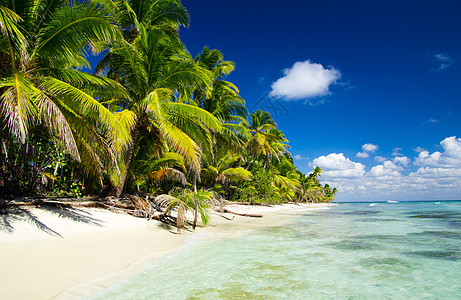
left=180, top=0, right=461, bottom=201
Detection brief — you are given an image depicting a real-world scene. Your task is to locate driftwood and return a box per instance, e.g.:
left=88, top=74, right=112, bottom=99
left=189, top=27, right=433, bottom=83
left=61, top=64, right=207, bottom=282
left=221, top=208, right=263, bottom=218
left=224, top=201, right=252, bottom=205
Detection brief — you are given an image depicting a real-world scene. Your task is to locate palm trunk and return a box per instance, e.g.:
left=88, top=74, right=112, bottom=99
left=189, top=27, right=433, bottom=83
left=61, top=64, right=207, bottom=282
left=115, top=121, right=141, bottom=198
left=192, top=172, right=198, bottom=230
left=115, top=141, right=135, bottom=198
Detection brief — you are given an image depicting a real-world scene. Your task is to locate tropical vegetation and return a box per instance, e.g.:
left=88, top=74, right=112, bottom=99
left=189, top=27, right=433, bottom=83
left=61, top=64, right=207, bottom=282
left=0, top=0, right=336, bottom=226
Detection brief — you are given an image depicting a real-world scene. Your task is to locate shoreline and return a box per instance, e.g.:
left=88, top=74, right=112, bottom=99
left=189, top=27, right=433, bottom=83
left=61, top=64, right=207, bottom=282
left=0, top=203, right=334, bottom=299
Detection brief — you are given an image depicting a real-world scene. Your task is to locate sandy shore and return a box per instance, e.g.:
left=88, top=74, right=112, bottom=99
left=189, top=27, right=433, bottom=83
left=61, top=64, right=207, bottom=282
left=0, top=202, right=334, bottom=299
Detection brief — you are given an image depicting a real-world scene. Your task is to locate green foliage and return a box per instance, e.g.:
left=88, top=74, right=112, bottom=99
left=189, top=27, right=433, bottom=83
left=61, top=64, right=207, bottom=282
left=169, top=188, right=212, bottom=226
left=0, top=127, right=85, bottom=197
left=236, top=163, right=282, bottom=204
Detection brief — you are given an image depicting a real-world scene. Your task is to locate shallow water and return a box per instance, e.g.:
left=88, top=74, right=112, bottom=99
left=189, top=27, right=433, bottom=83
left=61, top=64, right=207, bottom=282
left=93, top=201, right=461, bottom=299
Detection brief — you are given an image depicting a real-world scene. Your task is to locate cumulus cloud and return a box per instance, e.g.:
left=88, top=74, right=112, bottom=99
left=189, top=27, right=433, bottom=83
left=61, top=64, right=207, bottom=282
left=410, top=167, right=461, bottom=178
left=356, top=143, right=378, bottom=158
left=310, top=136, right=461, bottom=201
left=374, top=156, right=387, bottom=162
left=394, top=156, right=411, bottom=166
left=356, top=152, right=370, bottom=158
left=368, top=161, right=403, bottom=177
left=392, top=147, right=403, bottom=157
left=312, top=153, right=365, bottom=178
left=363, top=144, right=378, bottom=152
left=414, top=136, right=461, bottom=167
left=270, top=60, right=341, bottom=101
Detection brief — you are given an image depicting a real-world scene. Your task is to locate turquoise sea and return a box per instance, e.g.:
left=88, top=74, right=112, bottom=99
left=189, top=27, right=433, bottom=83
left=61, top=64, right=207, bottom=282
left=93, top=201, right=461, bottom=299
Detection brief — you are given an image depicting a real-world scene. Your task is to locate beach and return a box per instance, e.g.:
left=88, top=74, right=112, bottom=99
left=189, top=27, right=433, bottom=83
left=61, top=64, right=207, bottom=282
left=0, top=203, right=332, bottom=299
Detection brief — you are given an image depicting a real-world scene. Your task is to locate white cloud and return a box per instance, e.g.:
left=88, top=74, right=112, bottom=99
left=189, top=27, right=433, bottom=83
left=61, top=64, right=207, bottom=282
left=441, top=136, right=461, bottom=158
left=394, top=156, right=411, bottom=166
left=374, top=156, right=387, bottom=162
left=410, top=167, right=461, bottom=178
left=310, top=137, right=461, bottom=201
left=362, top=143, right=378, bottom=152
left=356, top=143, right=378, bottom=158
left=368, top=162, right=402, bottom=177
left=392, top=147, right=403, bottom=156
left=414, top=136, right=461, bottom=168
left=270, top=60, right=341, bottom=101
left=312, top=153, right=365, bottom=178
left=356, top=152, right=369, bottom=158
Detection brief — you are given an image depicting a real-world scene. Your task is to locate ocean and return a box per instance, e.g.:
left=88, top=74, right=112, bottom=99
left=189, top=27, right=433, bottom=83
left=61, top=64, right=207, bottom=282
left=92, top=201, right=461, bottom=299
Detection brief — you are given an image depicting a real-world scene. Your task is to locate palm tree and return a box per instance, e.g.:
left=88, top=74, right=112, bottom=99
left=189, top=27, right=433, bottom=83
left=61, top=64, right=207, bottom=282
left=192, top=46, right=247, bottom=123
left=244, top=110, right=274, bottom=168
left=244, top=110, right=291, bottom=168
left=131, top=151, right=187, bottom=192
left=160, top=188, right=212, bottom=230
left=0, top=0, right=129, bottom=183
left=309, top=166, right=323, bottom=185
left=97, top=0, right=222, bottom=196
left=201, top=152, right=251, bottom=187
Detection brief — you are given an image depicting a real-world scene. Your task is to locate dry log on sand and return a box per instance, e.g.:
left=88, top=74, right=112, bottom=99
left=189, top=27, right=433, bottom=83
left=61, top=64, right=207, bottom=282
left=220, top=208, right=263, bottom=218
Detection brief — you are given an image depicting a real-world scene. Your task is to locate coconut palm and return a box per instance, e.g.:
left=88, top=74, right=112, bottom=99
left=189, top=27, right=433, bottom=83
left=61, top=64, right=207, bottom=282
left=131, top=151, right=187, bottom=192
left=0, top=0, right=129, bottom=183
left=244, top=110, right=292, bottom=168
left=96, top=0, right=222, bottom=196
left=192, top=46, right=247, bottom=123
left=309, top=166, right=323, bottom=185
left=159, top=188, right=212, bottom=229
left=201, top=152, right=251, bottom=186
left=272, top=173, right=300, bottom=201
left=243, top=110, right=274, bottom=167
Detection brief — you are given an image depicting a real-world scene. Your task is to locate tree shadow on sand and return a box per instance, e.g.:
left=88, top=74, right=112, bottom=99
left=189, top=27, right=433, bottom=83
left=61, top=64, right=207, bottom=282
left=0, top=201, right=104, bottom=237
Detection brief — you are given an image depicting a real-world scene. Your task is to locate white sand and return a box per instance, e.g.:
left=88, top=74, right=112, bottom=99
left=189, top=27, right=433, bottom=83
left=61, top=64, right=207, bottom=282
left=0, top=202, right=334, bottom=299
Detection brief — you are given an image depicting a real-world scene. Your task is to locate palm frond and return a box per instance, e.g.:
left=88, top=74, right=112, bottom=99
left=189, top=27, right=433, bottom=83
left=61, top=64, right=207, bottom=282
left=152, top=167, right=186, bottom=186
left=0, top=4, right=27, bottom=68
left=155, top=59, right=212, bottom=92
left=114, top=108, right=137, bottom=133
left=167, top=103, right=222, bottom=131
left=0, top=74, right=37, bottom=142
left=35, top=92, right=79, bottom=160
left=158, top=117, right=201, bottom=172
left=222, top=167, right=252, bottom=182
left=35, top=0, right=118, bottom=68
left=140, top=0, right=190, bottom=28
left=40, top=76, right=130, bottom=148
left=44, top=68, right=129, bottom=101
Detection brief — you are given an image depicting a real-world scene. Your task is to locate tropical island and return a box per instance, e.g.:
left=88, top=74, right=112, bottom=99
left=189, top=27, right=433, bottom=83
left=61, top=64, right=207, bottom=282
left=5, top=1, right=461, bottom=299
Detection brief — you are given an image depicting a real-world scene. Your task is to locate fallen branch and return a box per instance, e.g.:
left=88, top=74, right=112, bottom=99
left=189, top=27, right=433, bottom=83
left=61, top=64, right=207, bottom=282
left=224, top=201, right=251, bottom=205
left=222, top=208, right=263, bottom=218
